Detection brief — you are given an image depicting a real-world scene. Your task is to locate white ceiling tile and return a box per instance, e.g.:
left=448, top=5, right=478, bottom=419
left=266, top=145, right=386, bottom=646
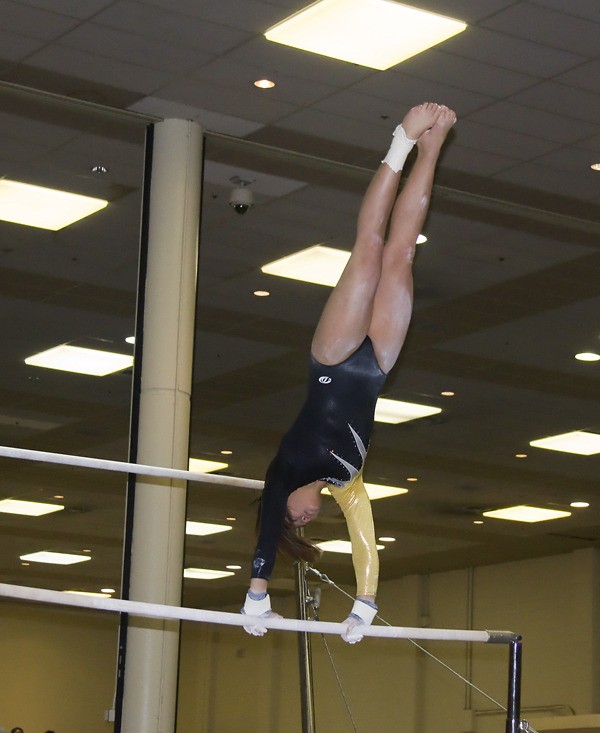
left=509, top=81, right=600, bottom=125
left=397, top=49, right=540, bottom=98
left=554, top=59, right=600, bottom=95
left=440, top=26, right=586, bottom=77
left=15, top=0, right=115, bottom=17
left=190, top=58, right=339, bottom=106
left=128, top=97, right=265, bottom=136
left=94, top=1, right=252, bottom=53
left=0, top=0, right=80, bottom=40
left=226, top=37, right=374, bottom=86
left=25, top=45, right=174, bottom=94
left=140, top=0, right=288, bottom=33
left=528, top=146, right=600, bottom=177
left=414, top=0, right=516, bottom=23
left=203, top=160, right=307, bottom=197
left=274, top=108, right=392, bottom=151
left=0, top=29, right=46, bottom=61
left=57, top=23, right=213, bottom=74
left=437, top=143, right=521, bottom=177
left=468, top=101, right=598, bottom=144
left=493, top=161, right=599, bottom=201
left=153, top=77, right=298, bottom=124
left=528, top=0, right=600, bottom=23
left=453, top=119, right=560, bottom=161
left=481, top=3, right=600, bottom=56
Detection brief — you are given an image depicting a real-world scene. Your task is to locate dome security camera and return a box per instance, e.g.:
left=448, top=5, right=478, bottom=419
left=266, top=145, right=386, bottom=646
left=229, top=183, right=253, bottom=215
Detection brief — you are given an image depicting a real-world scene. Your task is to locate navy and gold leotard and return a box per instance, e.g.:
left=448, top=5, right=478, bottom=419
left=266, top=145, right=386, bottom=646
left=252, top=336, right=387, bottom=587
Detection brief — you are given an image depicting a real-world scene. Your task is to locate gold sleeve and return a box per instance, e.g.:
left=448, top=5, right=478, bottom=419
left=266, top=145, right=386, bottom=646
left=329, top=474, right=378, bottom=597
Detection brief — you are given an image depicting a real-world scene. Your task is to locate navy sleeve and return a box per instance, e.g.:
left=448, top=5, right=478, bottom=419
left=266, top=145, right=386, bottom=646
left=251, top=454, right=292, bottom=580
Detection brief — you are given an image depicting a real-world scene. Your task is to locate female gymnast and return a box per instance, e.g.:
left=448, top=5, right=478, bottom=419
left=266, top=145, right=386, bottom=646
left=243, top=102, right=456, bottom=643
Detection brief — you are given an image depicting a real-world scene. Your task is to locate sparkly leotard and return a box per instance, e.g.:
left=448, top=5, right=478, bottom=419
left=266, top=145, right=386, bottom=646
left=252, top=336, right=386, bottom=591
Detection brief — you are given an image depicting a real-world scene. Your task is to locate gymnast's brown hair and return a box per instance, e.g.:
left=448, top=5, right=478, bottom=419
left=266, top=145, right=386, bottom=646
left=255, top=497, right=322, bottom=564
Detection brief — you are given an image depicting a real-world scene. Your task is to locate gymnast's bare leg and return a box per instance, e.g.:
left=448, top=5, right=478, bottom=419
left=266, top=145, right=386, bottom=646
left=311, top=103, right=456, bottom=373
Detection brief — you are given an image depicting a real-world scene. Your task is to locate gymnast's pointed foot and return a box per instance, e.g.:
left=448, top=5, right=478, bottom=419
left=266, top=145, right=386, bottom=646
left=401, top=102, right=443, bottom=141
left=417, top=105, right=457, bottom=157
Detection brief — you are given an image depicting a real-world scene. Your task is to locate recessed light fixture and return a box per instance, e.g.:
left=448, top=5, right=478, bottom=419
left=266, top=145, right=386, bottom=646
left=188, top=458, right=229, bottom=473
left=375, top=397, right=441, bottom=424
left=185, top=521, right=232, bottom=536
left=378, top=536, right=395, bottom=542
left=416, top=234, right=428, bottom=244
left=575, top=352, right=600, bottom=362
left=0, top=179, right=108, bottom=230
left=316, top=539, right=384, bottom=554
left=253, top=290, right=270, bottom=297
left=264, top=0, right=466, bottom=70
left=125, top=336, right=135, bottom=344
left=226, top=516, right=237, bottom=522
left=20, top=551, right=91, bottom=565
left=482, top=505, right=571, bottom=523
left=91, top=164, right=108, bottom=174
left=0, top=499, right=64, bottom=516
left=101, top=588, right=116, bottom=594
left=590, top=163, right=600, bottom=171
left=322, top=482, right=408, bottom=499
left=184, top=568, right=235, bottom=580
left=226, top=564, right=242, bottom=570
left=53, top=495, right=64, bottom=500
left=530, top=430, right=600, bottom=456
left=440, top=391, right=454, bottom=397
left=220, top=450, right=233, bottom=455
left=570, top=501, right=589, bottom=508
left=473, top=520, right=484, bottom=525
left=406, top=477, right=418, bottom=482
left=254, top=79, right=275, bottom=89
left=25, top=345, right=133, bottom=376
left=515, top=453, right=527, bottom=459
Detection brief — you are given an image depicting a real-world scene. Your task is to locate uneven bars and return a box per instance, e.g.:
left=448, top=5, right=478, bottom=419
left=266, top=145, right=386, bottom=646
left=0, top=583, right=518, bottom=644
left=0, top=445, right=264, bottom=490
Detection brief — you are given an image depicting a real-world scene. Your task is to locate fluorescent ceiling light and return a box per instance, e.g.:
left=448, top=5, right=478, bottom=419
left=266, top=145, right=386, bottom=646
left=375, top=397, right=441, bottom=424
left=529, top=431, right=600, bottom=456
left=262, top=244, right=349, bottom=287
left=575, top=352, right=600, bottom=362
left=482, top=505, right=571, bottom=523
left=265, top=0, right=466, bottom=71
left=0, top=179, right=108, bottom=231
left=316, top=539, right=384, bottom=554
left=188, top=458, right=229, bottom=473
left=185, top=521, right=232, bottom=536
left=20, top=551, right=91, bottom=565
left=322, top=482, right=408, bottom=499
left=25, top=345, right=133, bottom=376
left=0, top=499, right=64, bottom=516
left=64, top=590, right=112, bottom=597
left=184, top=568, right=235, bottom=580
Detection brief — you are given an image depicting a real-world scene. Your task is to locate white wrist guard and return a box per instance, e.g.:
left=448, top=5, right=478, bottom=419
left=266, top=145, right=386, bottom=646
left=382, top=124, right=416, bottom=173
left=243, top=593, right=271, bottom=616
left=349, top=599, right=378, bottom=626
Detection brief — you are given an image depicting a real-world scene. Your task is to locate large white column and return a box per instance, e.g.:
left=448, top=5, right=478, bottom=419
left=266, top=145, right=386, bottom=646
left=121, top=118, right=204, bottom=733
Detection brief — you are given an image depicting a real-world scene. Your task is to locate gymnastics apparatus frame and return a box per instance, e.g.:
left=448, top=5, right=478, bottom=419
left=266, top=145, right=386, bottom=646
left=0, top=444, right=524, bottom=733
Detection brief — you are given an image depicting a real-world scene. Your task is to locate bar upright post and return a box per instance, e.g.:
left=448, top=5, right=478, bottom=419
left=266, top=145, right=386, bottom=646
left=506, top=639, right=522, bottom=733
left=295, top=560, right=316, bottom=733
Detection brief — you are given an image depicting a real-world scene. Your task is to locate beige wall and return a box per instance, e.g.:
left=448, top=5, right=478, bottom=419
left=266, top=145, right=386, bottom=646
left=2, top=548, right=598, bottom=733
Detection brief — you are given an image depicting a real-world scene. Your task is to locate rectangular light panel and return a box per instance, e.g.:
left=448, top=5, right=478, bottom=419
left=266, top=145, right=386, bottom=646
left=0, top=499, right=64, bottom=516
left=262, top=244, right=349, bottom=287
left=316, top=539, right=384, bottom=554
left=64, top=590, right=112, bottom=597
left=25, top=345, right=133, bottom=376
left=530, top=431, right=600, bottom=456
left=184, top=568, right=235, bottom=580
left=483, top=505, right=571, bottom=523
left=185, top=521, right=232, bottom=536
left=265, top=0, right=467, bottom=71
left=322, top=482, right=408, bottom=499
left=375, top=397, right=441, bottom=424
left=188, top=458, right=229, bottom=473
left=0, top=179, right=108, bottom=231
left=20, top=551, right=91, bottom=565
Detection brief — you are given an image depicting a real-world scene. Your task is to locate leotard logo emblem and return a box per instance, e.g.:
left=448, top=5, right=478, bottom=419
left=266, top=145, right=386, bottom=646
left=318, top=376, right=332, bottom=384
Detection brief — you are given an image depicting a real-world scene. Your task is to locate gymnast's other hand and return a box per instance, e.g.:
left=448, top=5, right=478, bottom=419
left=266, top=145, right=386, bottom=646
left=341, top=598, right=378, bottom=644
left=241, top=591, right=282, bottom=636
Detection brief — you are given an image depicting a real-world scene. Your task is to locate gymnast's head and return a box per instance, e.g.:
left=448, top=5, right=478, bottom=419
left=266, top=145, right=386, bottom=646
left=286, top=482, right=323, bottom=527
